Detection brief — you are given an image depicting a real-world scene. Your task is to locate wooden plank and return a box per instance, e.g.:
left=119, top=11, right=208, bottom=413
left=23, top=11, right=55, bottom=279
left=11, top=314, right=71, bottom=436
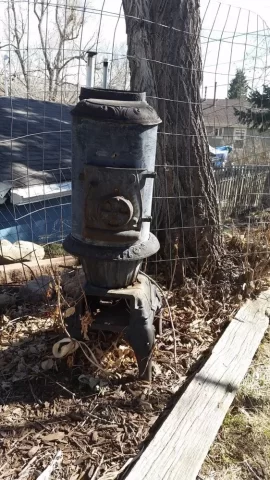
left=0, top=256, right=75, bottom=284
left=125, top=290, right=270, bottom=480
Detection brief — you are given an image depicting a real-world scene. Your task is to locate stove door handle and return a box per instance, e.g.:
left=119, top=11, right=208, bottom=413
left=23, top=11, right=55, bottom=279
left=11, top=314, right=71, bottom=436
left=142, top=171, right=157, bottom=179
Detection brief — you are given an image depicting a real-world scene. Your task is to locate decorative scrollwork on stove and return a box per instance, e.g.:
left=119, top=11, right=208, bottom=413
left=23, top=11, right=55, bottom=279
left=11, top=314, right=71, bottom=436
left=71, top=99, right=162, bottom=126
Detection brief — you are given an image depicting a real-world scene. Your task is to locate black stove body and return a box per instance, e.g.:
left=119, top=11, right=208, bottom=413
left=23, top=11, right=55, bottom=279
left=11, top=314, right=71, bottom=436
left=64, top=88, right=162, bottom=380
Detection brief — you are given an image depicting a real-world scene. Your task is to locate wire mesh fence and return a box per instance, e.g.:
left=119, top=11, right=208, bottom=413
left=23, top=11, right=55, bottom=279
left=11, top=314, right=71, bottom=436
left=0, top=0, right=269, bottom=285
left=1, top=3, right=270, bottom=478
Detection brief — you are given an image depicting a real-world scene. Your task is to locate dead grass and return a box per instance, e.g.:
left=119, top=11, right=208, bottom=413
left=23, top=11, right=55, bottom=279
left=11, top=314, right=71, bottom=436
left=43, top=243, right=66, bottom=259
left=200, top=330, right=270, bottom=480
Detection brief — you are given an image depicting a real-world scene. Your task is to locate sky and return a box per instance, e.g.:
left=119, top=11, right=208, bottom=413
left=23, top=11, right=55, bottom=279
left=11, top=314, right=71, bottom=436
left=200, top=0, right=270, bottom=97
left=0, top=0, right=270, bottom=99
left=222, top=0, right=270, bottom=15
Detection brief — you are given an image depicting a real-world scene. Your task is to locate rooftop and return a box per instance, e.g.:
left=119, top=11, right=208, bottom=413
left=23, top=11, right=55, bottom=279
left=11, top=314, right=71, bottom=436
left=202, top=98, right=249, bottom=128
left=0, top=97, right=72, bottom=188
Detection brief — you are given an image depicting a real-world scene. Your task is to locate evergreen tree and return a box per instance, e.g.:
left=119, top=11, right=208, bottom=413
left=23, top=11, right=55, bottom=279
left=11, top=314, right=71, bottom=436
left=235, top=85, right=270, bottom=132
left=228, top=69, right=248, bottom=99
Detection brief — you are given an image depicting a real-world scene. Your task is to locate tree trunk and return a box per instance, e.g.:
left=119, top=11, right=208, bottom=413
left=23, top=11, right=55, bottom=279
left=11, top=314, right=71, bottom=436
left=122, top=0, right=222, bottom=272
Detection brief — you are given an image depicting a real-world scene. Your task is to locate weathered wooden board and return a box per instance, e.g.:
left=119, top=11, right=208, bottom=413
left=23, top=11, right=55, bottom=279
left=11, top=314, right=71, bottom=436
left=0, top=256, right=75, bottom=284
left=124, top=290, right=270, bottom=480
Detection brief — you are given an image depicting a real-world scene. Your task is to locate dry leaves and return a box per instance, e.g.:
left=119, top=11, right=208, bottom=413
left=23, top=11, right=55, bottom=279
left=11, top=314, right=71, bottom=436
left=41, top=359, right=54, bottom=371
left=1, top=252, right=266, bottom=480
left=80, top=311, right=94, bottom=340
left=41, top=432, right=65, bottom=443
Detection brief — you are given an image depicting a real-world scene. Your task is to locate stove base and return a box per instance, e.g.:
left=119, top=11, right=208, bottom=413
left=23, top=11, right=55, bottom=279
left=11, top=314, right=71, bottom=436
left=65, top=274, right=161, bottom=381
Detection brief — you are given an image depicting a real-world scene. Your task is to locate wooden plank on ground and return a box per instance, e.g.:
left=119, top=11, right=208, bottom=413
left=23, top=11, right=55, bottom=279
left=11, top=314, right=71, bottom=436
left=0, top=256, right=75, bottom=284
left=124, top=290, right=270, bottom=480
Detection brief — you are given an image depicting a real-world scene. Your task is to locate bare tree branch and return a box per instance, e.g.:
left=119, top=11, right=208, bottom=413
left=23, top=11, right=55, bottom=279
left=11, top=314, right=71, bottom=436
left=9, top=0, right=29, bottom=90
left=4, top=0, right=95, bottom=102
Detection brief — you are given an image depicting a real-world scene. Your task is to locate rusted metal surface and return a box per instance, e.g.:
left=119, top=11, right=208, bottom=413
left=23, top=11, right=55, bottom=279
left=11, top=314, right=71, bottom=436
left=74, top=88, right=162, bottom=126
left=71, top=98, right=162, bottom=126
left=65, top=87, right=160, bottom=289
left=63, top=233, right=160, bottom=261
left=99, top=196, right=133, bottom=228
left=79, top=87, right=146, bottom=102
left=63, top=88, right=162, bottom=380
left=82, top=165, right=143, bottom=243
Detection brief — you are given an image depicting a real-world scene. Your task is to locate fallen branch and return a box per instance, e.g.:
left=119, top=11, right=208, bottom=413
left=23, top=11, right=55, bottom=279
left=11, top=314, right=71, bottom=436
left=36, top=450, right=63, bottom=480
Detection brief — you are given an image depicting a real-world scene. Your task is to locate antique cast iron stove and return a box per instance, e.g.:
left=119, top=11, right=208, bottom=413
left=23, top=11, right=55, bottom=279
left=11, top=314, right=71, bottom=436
left=64, top=88, right=162, bottom=380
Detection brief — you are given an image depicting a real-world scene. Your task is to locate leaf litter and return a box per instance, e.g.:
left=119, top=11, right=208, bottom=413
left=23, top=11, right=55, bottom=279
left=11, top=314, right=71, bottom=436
left=1, top=266, right=270, bottom=480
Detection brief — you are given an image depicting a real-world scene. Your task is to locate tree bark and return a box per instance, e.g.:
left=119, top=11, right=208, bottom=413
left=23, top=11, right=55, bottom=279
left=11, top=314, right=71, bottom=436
left=122, top=0, right=222, bottom=271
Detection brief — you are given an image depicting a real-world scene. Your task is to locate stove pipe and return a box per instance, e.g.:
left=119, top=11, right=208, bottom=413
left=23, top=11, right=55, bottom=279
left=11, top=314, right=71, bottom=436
left=64, top=88, right=162, bottom=289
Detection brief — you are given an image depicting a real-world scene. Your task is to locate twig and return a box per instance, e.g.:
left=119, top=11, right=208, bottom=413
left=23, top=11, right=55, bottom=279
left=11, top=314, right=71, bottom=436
left=53, top=275, right=106, bottom=373
left=54, top=380, right=76, bottom=398
left=78, top=341, right=108, bottom=374
left=76, top=268, right=90, bottom=314
left=106, top=448, right=145, bottom=480
left=169, top=238, right=179, bottom=291
left=90, top=455, right=104, bottom=480
left=78, top=461, right=92, bottom=480
left=16, top=455, right=38, bottom=479
left=244, top=460, right=262, bottom=480
left=58, top=264, right=79, bottom=269
left=139, top=271, right=177, bottom=371
left=98, top=456, right=140, bottom=480
left=159, top=362, right=183, bottom=379
left=0, top=433, right=30, bottom=473
left=28, top=380, right=42, bottom=405
left=0, top=314, right=41, bottom=333
left=36, top=450, right=63, bottom=480
left=158, top=310, right=163, bottom=336
left=69, top=436, right=88, bottom=455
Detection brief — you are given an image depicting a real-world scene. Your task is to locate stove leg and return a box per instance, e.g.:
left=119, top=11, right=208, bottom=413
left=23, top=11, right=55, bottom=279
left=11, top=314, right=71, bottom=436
left=125, top=322, right=155, bottom=382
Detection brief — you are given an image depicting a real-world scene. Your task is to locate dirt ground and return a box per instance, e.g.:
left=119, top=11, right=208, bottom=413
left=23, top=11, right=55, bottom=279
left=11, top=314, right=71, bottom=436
left=200, top=329, right=270, bottom=480
left=0, top=275, right=239, bottom=480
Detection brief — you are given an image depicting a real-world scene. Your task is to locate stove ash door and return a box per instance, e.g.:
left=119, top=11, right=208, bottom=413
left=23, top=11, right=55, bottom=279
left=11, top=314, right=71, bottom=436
left=82, top=165, right=148, bottom=246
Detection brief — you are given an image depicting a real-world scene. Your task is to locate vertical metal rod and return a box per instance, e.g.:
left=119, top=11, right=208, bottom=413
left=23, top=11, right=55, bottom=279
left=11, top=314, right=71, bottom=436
left=103, top=58, right=108, bottom=89
left=213, top=82, right=217, bottom=107
left=3, top=55, right=9, bottom=96
left=86, top=51, right=97, bottom=88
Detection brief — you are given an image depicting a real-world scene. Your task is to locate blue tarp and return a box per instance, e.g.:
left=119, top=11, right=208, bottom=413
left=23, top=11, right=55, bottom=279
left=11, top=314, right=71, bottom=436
left=0, top=197, right=71, bottom=244
left=209, top=145, right=233, bottom=168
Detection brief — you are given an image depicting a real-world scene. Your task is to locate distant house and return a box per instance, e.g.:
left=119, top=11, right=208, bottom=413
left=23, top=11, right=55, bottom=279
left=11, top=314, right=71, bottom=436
left=202, top=98, right=250, bottom=149
left=0, top=97, right=72, bottom=244
left=203, top=99, right=270, bottom=163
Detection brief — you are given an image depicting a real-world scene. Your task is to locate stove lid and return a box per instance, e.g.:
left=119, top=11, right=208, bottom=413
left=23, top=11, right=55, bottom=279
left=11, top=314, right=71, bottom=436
left=79, top=87, right=145, bottom=102
left=71, top=88, right=162, bottom=126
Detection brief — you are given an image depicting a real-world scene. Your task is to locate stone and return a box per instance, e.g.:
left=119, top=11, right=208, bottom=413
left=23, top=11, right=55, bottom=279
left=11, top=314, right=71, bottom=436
left=14, top=241, right=45, bottom=262
left=20, top=275, right=54, bottom=302
left=0, top=240, right=45, bottom=265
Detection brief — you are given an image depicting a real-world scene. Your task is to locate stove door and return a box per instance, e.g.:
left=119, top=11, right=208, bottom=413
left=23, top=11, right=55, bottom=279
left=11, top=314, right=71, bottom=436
left=82, top=165, right=145, bottom=245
